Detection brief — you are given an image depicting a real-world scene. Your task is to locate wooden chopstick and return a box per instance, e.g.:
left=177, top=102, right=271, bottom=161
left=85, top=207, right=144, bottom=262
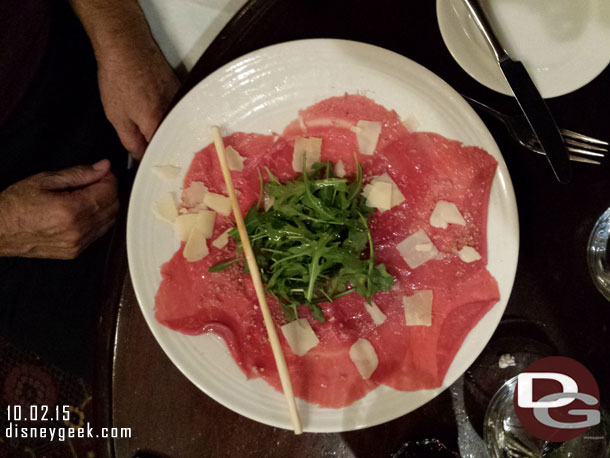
left=211, top=126, right=303, bottom=435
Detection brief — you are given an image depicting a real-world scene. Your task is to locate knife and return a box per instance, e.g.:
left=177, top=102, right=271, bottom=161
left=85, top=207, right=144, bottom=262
left=461, top=0, right=572, bottom=184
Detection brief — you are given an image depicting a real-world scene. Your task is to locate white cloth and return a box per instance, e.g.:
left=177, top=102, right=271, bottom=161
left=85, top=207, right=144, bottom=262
left=139, top=0, right=248, bottom=75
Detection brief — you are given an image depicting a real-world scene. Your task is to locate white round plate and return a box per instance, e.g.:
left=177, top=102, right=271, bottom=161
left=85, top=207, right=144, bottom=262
left=437, top=0, right=610, bottom=98
left=127, top=39, right=519, bottom=432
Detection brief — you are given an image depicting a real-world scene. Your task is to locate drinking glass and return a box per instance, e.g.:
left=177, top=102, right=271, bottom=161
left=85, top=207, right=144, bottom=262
left=587, top=207, right=610, bottom=301
left=484, top=376, right=610, bottom=457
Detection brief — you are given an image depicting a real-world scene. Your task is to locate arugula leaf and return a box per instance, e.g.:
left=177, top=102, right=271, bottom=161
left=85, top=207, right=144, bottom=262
left=209, top=161, right=394, bottom=322
left=207, top=257, right=243, bottom=272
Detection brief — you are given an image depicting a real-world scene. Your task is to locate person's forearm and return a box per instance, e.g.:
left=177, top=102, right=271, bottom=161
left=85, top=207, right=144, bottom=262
left=69, top=0, right=180, bottom=159
left=69, top=0, right=157, bottom=61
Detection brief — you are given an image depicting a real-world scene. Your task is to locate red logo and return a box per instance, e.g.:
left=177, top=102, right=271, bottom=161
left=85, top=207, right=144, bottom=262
left=514, top=356, right=600, bottom=442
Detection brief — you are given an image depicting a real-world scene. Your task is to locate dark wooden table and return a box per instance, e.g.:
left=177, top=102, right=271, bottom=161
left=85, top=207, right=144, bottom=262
left=104, top=1, right=610, bottom=457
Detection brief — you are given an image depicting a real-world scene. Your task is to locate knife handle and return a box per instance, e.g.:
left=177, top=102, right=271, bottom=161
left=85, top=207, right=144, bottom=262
left=461, top=0, right=509, bottom=62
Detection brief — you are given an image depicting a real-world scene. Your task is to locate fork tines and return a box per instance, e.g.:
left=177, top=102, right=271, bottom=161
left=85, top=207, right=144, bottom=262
left=562, top=129, right=609, bottom=146
left=560, top=129, right=608, bottom=164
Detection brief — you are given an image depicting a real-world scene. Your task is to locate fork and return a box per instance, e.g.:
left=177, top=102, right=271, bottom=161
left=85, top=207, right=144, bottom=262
left=463, top=95, right=608, bottom=165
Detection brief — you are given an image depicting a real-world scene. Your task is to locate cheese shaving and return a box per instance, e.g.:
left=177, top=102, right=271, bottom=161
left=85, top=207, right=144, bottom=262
left=349, top=338, right=379, bottom=379
left=292, top=136, right=322, bottom=172
left=203, top=192, right=232, bottom=216
left=355, top=120, right=382, bottom=156
left=280, top=319, right=319, bottom=356
left=225, top=145, right=245, bottom=171
left=212, top=228, right=230, bottom=249
left=458, top=246, right=481, bottom=263
left=152, top=164, right=181, bottom=181
left=334, top=159, right=346, bottom=178
left=430, top=201, right=466, bottom=229
left=403, top=290, right=433, bottom=326
left=182, top=181, right=208, bottom=208
left=365, top=301, right=387, bottom=325
left=152, top=194, right=178, bottom=223
left=397, top=230, right=438, bottom=269
left=183, top=230, right=209, bottom=262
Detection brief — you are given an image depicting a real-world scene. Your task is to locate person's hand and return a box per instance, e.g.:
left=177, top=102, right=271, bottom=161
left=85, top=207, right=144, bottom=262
left=69, top=0, right=180, bottom=159
left=97, top=44, right=180, bottom=160
left=0, top=159, right=119, bottom=259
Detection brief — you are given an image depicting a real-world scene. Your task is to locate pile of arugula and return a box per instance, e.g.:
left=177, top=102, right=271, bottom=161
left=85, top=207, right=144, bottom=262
left=209, top=161, right=394, bottom=323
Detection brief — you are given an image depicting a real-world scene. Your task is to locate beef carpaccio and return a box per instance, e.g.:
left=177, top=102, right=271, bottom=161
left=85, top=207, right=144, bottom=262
left=155, top=94, right=500, bottom=408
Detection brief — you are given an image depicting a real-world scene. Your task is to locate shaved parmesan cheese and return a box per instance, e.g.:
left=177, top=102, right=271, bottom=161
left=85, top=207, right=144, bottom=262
left=397, top=230, right=439, bottom=269
left=183, top=229, right=209, bottom=262
left=174, top=214, right=198, bottom=241
left=152, top=164, right=180, bottom=181
left=362, top=180, right=392, bottom=211
left=372, top=173, right=405, bottom=208
left=203, top=192, right=232, bottom=216
left=355, top=120, right=382, bottom=155
left=152, top=194, right=178, bottom=223
left=174, top=211, right=216, bottom=242
left=401, top=114, right=421, bottom=132
left=264, top=194, right=275, bottom=212
left=212, top=228, right=230, bottom=249
left=225, top=145, right=245, bottom=171
left=349, top=338, right=378, bottom=379
left=306, top=118, right=353, bottom=129
left=362, top=174, right=405, bottom=212
left=334, top=159, right=346, bottom=178
left=193, top=210, right=215, bottom=238
left=458, top=246, right=481, bottom=263
left=430, top=201, right=466, bottom=229
left=365, top=301, right=387, bottom=325
left=292, top=136, right=322, bottom=172
left=182, top=181, right=208, bottom=208
left=403, top=290, right=433, bottom=326
left=392, top=191, right=404, bottom=208
left=281, top=319, right=319, bottom=356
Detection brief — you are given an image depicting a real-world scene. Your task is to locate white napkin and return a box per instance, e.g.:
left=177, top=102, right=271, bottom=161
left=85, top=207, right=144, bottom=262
left=139, top=0, right=248, bottom=75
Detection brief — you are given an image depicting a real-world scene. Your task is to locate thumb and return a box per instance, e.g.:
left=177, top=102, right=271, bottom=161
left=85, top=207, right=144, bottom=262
left=41, top=159, right=111, bottom=190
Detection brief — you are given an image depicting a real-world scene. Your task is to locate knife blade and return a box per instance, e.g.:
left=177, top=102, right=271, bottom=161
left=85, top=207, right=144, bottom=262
left=461, top=0, right=572, bottom=183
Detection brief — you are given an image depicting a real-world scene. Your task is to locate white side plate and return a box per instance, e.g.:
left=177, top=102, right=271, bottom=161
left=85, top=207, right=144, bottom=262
left=437, top=0, right=610, bottom=98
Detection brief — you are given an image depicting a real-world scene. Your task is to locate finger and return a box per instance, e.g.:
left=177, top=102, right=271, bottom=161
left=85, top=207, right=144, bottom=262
left=138, top=107, right=164, bottom=143
left=116, top=121, right=148, bottom=160
left=80, top=196, right=119, bottom=235
left=93, top=198, right=120, bottom=228
left=138, top=72, right=180, bottom=143
left=57, top=173, right=117, bottom=222
left=57, top=198, right=118, bottom=257
left=22, top=245, right=81, bottom=260
left=78, top=172, right=118, bottom=210
left=40, top=160, right=111, bottom=191
left=76, top=203, right=119, bottom=253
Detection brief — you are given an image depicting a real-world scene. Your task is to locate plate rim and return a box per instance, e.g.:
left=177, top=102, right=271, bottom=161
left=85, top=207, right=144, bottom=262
left=126, top=38, right=520, bottom=432
left=436, top=0, right=610, bottom=98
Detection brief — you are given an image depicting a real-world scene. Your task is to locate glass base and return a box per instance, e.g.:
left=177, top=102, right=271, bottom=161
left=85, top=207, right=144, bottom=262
left=587, top=207, right=610, bottom=301
left=484, top=376, right=610, bottom=457
left=484, top=376, right=548, bottom=457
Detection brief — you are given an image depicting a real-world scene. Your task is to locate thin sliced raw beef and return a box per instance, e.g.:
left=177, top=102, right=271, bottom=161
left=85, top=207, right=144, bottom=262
left=154, top=94, right=500, bottom=408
